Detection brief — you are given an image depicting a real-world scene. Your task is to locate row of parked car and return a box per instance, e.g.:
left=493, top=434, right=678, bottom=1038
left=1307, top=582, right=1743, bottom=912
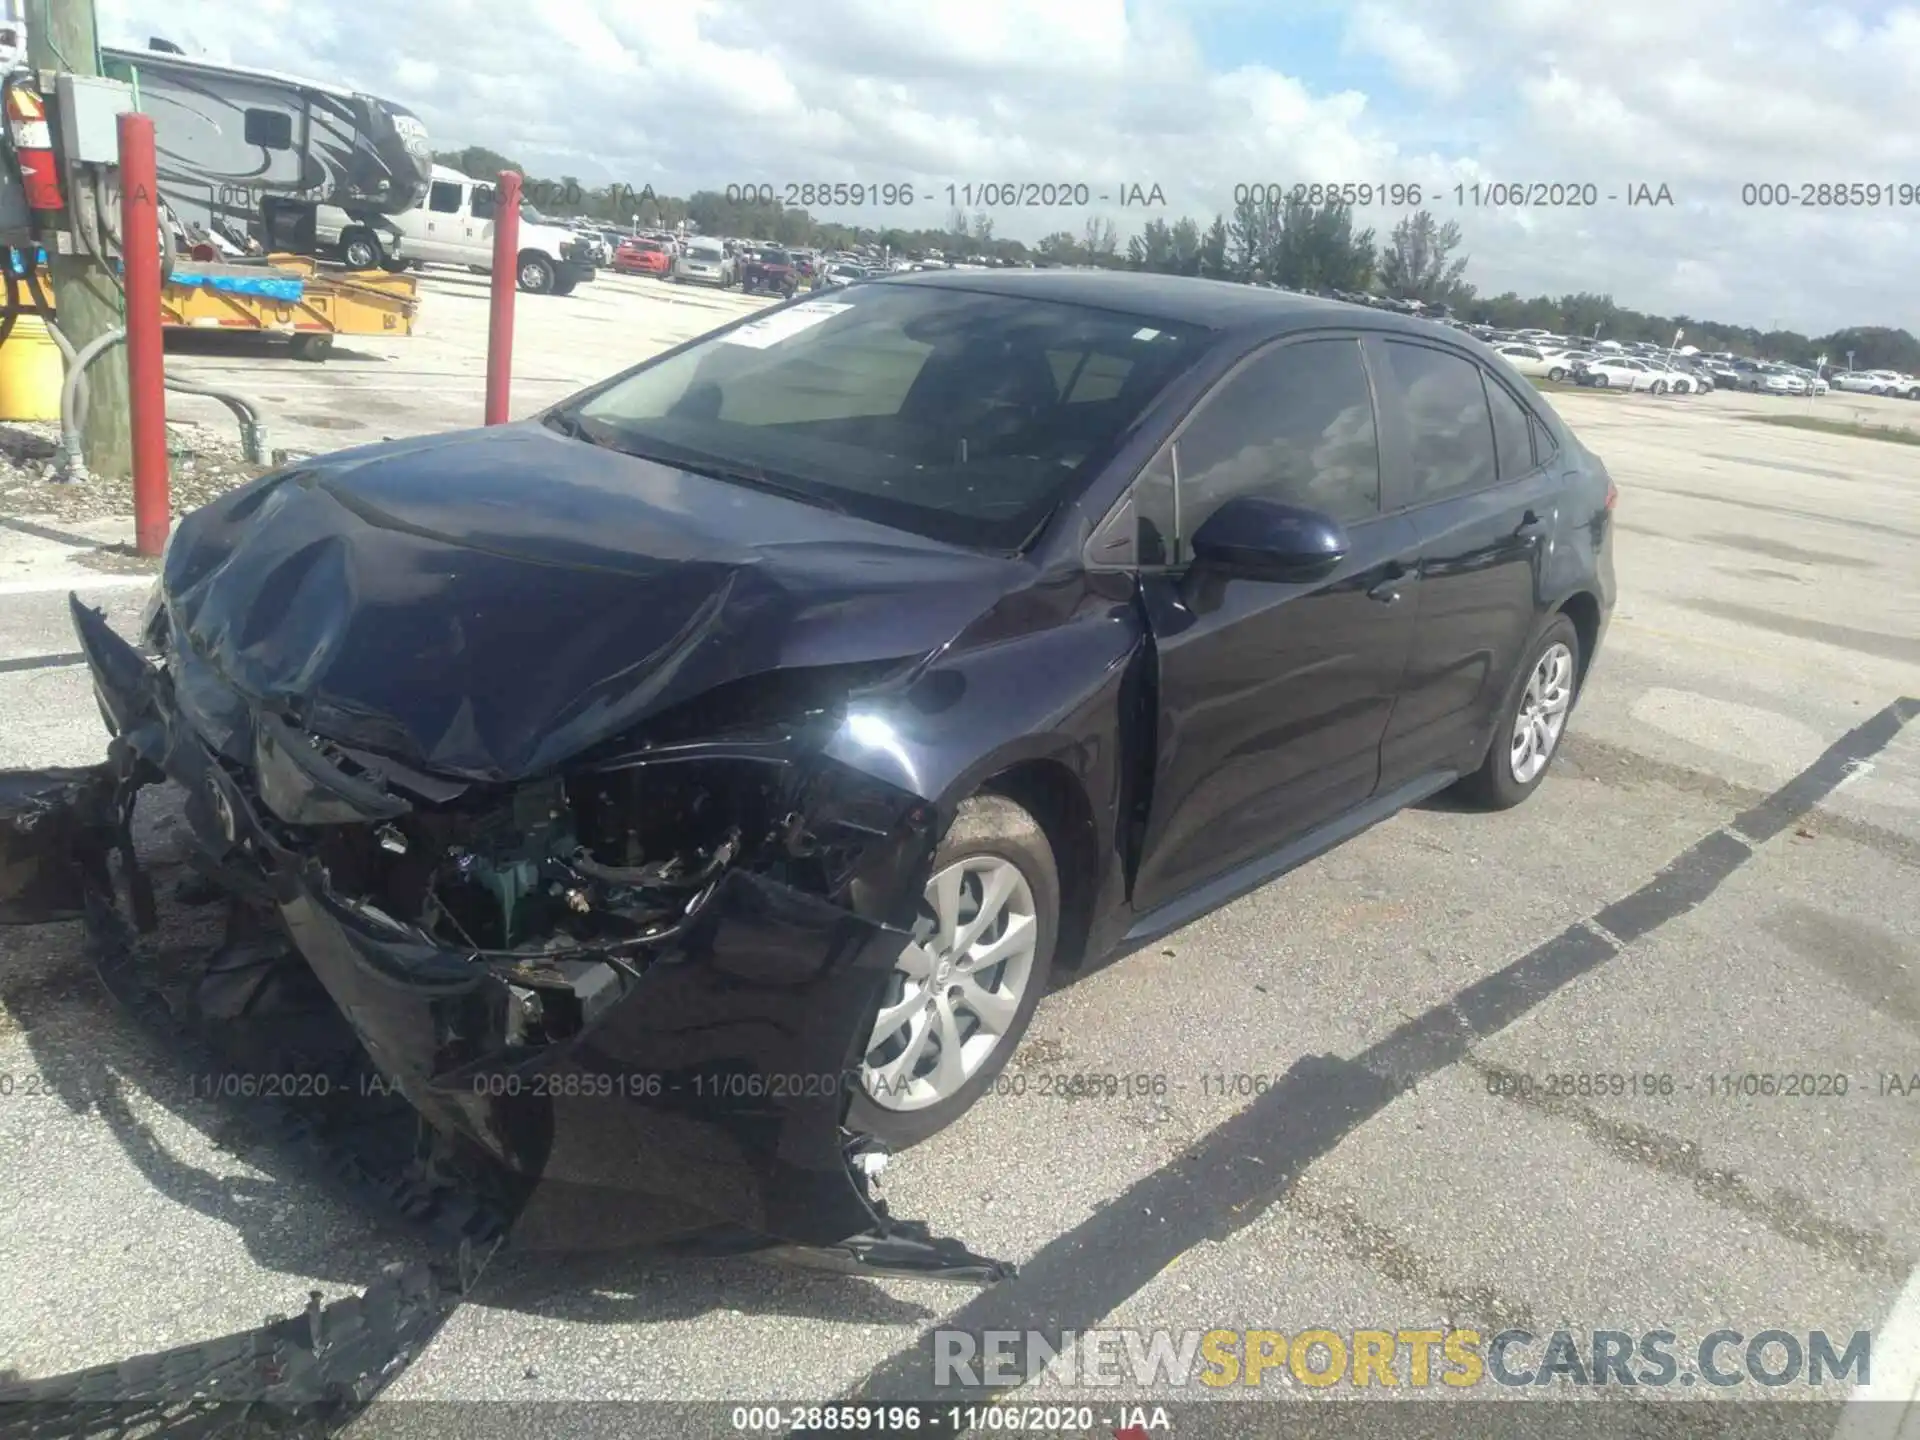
left=1487, top=341, right=1735, bottom=394
left=1477, top=335, right=1885, bottom=397
left=1828, top=368, right=1920, bottom=397
left=590, top=231, right=937, bottom=297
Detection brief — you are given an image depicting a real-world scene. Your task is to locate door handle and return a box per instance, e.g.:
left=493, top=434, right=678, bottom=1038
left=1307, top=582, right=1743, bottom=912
left=1366, top=565, right=1408, bottom=604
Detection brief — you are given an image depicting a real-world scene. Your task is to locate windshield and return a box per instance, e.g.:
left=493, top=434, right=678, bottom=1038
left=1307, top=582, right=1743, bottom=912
left=559, top=281, right=1208, bottom=550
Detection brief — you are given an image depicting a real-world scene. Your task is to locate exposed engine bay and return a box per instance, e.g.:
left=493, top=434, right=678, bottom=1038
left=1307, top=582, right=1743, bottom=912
left=342, top=748, right=821, bottom=953
left=295, top=716, right=909, bottom=1051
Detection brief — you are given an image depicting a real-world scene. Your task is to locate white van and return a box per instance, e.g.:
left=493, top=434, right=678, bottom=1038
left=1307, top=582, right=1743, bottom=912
left=672, top=236, right=735, bottom=287
left=316, top=166, right=595, bottom=294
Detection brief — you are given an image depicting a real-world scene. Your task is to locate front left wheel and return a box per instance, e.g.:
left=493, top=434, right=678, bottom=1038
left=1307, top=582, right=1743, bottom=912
left=517, top=254, right=556, bottom=294
left=1456, top=615, right=1582, bottom=810
left=846, top=793, right=1058, bottom=1149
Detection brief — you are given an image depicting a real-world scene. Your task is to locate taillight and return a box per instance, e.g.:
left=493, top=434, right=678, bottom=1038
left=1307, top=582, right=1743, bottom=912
left=1605, top=478, right=1619, bottom=510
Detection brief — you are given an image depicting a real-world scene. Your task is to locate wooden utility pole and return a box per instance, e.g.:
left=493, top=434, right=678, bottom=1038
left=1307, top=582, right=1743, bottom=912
left=27, top=0, right=132, bottom=480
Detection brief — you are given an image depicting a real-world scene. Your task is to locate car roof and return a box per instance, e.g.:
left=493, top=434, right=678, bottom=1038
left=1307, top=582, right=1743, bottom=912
left=861, top=268, right=1444, bottom=337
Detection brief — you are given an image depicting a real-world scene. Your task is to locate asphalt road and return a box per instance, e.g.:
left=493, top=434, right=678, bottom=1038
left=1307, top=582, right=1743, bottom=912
left=0, top=272, right=1916, bottom=1436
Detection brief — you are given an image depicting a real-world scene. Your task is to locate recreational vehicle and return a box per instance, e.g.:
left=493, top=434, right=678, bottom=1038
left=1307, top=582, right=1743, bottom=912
left=99, top=40, right=431, bottom=256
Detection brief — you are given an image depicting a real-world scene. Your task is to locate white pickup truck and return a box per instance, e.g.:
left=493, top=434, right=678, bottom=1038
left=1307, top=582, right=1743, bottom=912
left=316, top=166, right=597, bottom=294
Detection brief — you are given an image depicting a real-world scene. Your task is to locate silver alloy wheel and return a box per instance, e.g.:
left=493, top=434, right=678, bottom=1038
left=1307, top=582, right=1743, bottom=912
left=520, top=259, right=548, bottom=290
left=1509, top=641, right=1575, bottom=785
left=861, top=855, right=1039, bottom=1112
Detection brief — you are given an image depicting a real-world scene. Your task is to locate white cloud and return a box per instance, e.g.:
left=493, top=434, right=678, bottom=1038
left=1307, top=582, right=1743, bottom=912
left=98, top=0, right=1916, bottom=333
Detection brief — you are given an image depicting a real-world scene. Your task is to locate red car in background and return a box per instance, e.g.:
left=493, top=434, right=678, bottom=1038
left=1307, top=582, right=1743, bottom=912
left=613, top=237, right=673, bottom=277
left=740, top=247, right=800, bottom=297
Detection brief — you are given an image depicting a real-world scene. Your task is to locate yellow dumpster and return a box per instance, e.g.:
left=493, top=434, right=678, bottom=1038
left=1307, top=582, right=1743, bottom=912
left=0, top=313, right=62, bottom=421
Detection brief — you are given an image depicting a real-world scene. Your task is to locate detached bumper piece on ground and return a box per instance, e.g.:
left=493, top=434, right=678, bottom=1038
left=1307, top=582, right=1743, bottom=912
left=0, top=584, right=1008, bottom=1410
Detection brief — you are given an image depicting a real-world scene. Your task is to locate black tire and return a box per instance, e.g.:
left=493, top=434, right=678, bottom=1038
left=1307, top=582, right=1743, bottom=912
left=289, top=333, right=333, bottom=362
left=1592, top=375, right=1610, bottom=388
left=1456, top=615, right=1583, bottom=811
left=1548, top=367, right=1567, bottom=382
left=551, top=275, right=578, bottom=297
left=381, top=257, right=410, bottom=274
left=340, top=231, right=381, bottom=270
left=517, top=253, right=556, bottom=294
left=845, top=792, right=1059, bottom=1150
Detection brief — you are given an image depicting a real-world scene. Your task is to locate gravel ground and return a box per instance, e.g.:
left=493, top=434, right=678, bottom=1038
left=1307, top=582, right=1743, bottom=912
left=0, top=418, right=268, bottom=524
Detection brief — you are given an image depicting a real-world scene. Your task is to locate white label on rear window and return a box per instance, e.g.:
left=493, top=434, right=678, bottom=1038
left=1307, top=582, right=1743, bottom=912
left=1133, top=327, right=1160, bottom=340
left=720, top=301, right=853, bottom=349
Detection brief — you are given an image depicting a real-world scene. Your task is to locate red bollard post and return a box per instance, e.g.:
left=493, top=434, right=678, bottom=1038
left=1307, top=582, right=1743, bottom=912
left=118, top=111, right=169, bottom=556
left=484, top=170, right=522, bottom=425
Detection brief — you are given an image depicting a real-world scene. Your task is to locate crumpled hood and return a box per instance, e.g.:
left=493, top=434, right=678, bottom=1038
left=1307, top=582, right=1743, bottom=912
left=160, top=424, right=1025, bottom=782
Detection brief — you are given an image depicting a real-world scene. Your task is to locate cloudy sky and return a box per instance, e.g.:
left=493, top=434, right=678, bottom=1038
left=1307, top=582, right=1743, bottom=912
left=100, top=0, right=1919, bottom=335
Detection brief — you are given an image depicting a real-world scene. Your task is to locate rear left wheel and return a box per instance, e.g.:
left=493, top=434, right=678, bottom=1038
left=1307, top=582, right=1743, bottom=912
left=846, top=793, right=1058, bottom=1149
left=1456, top=615, right=1582, bottom=811
left=340, top=231, right=381, bottom=270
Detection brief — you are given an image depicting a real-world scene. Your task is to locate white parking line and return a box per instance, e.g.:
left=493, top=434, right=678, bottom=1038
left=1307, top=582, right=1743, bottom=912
left=1831, top=1261, right=1920, bottom=1439
left=0, top=574, right=153, bottom=597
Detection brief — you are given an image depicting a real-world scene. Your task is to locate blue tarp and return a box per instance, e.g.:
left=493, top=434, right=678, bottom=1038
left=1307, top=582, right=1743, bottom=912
left=166, top=266, right=305, bottom=303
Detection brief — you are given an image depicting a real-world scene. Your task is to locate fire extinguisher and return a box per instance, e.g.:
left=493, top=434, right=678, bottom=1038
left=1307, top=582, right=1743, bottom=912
left=4, top=76, right=62, bottom=214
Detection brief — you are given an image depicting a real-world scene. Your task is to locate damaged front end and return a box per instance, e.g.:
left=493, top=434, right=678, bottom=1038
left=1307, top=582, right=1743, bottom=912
left=0, top=592, right=1010, bottom=1284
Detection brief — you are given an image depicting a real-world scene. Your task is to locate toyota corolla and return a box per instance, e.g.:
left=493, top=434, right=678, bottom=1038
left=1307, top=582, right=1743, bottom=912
left=1, top=271, right=1615, bottom=1276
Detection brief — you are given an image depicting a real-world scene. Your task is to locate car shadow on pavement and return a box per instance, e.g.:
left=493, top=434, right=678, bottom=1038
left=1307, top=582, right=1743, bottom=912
left=0, top=918, right=424, bottom=1292
left=163, top=331, right=388, bottom=365
left=467, top=1247, right=939, bottom=1328
left=2, top=925, right=942, bottom=1341
left=1, top=791, right=943, bottom=1342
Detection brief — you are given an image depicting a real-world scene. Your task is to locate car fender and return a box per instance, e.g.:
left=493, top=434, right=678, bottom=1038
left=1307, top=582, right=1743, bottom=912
left=822, top=584, right=1146, bottom=836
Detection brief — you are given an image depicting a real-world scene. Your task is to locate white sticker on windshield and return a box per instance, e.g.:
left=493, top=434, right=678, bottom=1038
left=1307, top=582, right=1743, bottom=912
left=719, top=301, right=854, bottom=349
left=1133, top=327, right=1161, bottom=340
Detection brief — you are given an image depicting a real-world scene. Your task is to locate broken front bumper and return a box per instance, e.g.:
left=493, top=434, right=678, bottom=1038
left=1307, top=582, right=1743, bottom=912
left=0, top=596, right=1008, bottom=1282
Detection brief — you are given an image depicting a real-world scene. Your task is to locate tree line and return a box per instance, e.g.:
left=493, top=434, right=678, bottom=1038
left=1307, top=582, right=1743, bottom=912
left=434, top=147, right=1920, bottom=371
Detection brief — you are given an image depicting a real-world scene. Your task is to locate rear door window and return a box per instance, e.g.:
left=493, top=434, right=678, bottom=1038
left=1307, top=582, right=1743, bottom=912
left=427, top=181, right=462, bottom=213
left=1376, top=341, right=1499, bottom=505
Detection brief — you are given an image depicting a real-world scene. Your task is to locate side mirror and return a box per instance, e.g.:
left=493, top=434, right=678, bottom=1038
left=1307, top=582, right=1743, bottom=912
left=1188, top=495, right=1348, bottom=581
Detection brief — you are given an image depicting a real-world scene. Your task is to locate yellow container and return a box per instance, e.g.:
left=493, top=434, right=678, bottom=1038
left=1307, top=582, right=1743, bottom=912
left=0, top=314, right=64, bottom=422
